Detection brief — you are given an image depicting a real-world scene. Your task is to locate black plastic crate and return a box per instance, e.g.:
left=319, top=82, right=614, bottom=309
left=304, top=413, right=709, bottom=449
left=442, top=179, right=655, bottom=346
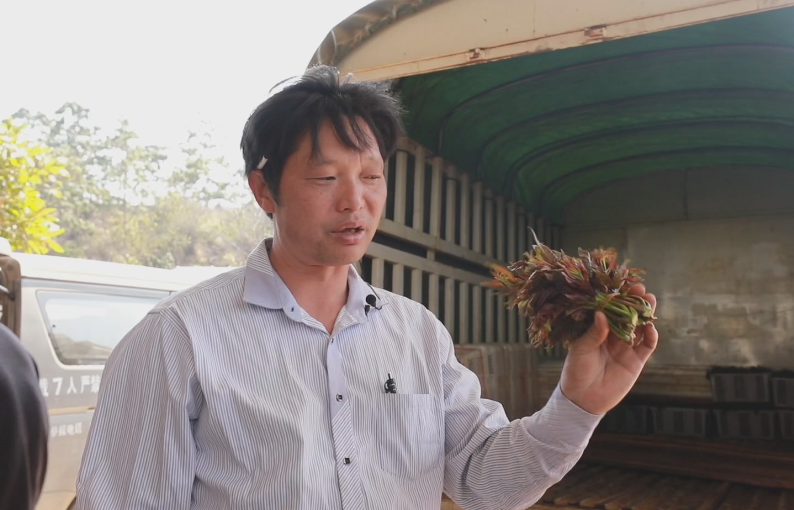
left=599, top=404, right=654, bottom=434
left=715, top=410, right=776, bottom=440
left=772, top=375, right=794, bottom=409
left=653, top=407, right=712, bottom=437
left=707, top=368, right=771, bottom=403
left=780, top=411, right=794, bottom=441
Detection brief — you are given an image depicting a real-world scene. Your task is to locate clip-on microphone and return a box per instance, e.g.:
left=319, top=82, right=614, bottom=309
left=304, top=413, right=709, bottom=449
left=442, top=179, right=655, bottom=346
left=364, top=294, right=383, bottom=315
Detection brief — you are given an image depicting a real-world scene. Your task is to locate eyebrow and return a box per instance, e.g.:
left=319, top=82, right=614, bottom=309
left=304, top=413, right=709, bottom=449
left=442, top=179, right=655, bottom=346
left=309, top=153, right=381, bottom=166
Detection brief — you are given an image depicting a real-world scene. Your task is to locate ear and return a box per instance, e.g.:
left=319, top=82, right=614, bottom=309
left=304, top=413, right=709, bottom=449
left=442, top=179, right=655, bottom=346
left=248, top=171, right=277, bottom=215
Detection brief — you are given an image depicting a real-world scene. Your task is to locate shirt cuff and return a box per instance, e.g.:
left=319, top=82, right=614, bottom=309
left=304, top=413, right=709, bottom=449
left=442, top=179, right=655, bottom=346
left=528, top=383, right=604, bottom=451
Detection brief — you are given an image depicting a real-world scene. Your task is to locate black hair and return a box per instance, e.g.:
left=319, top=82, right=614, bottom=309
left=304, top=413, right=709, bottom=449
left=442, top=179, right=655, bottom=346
left=240, top=65, right=405, bottom=211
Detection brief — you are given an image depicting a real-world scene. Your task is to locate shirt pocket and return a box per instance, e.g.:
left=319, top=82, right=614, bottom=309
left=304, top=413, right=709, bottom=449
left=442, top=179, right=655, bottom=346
left=371, top=393, right=444, bottom=480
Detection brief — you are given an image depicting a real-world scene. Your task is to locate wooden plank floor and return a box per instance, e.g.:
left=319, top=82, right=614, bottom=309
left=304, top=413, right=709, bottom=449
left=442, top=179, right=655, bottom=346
left=442, top=464, right=794, bottom=510
left=581, top=433, right=794, bottom=490
left=531, top=463, right=794, bottom=510
left=441, top=431, right=794, bottom=510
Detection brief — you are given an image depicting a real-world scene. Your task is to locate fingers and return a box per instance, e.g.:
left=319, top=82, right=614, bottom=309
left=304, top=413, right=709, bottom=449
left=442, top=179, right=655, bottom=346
left=645, top=293, right=657, bottom=314
left=634, top=323, right=659, bottom=363
left=573, top=311, right=610, bottom=352
left=628, top=284, right=646, bottom=297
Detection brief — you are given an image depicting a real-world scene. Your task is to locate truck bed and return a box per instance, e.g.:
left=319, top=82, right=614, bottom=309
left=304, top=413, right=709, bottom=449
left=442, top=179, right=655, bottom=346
left=533, top=462, right=793, bottom=510
left=442, top=464, right=793, bottom=510
left=441, top=431, right=794, bottom=510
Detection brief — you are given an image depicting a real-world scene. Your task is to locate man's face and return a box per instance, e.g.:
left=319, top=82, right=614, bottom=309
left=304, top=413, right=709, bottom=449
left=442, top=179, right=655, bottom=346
left=259, top=118, right=386, bottom=267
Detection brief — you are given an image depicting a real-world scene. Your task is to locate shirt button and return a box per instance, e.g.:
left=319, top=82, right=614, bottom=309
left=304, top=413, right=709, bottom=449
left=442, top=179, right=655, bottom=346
left=344, top=457, right=351, bottom=465
left=336, top=394, right=343, bottom=402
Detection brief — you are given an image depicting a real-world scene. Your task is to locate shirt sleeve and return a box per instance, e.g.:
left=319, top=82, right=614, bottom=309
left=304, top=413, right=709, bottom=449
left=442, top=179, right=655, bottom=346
left=438, top=318, right=603, bottom=510
left=75, top=307, right=202, bottom=510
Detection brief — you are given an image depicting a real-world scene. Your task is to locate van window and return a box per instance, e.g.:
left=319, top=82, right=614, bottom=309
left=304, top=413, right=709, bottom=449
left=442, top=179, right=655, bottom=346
left=37, top=291, right=163, bottom=365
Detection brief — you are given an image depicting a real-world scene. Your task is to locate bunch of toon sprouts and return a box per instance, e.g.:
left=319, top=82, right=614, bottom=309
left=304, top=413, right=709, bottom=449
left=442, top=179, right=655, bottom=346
left=484, top=231, right=656, bottom=350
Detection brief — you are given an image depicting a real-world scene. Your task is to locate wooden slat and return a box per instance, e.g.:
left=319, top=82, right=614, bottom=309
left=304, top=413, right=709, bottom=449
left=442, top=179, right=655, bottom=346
left=412, top=146, right=425, bottom=231
left=537, top=362, right=715, bottom=402
left=535, top=462, right=794, bottom=510
left=472, top=181, right=484, bottom=254
left=366, top=242, right=487, bottom=287
left=637, top=476, right=702, bottom=510
left=576, top=470, right=645, bottom=508
left=536, top=216, right=546, bottom=245
left=552, top=467, right=625, bottom=506
left=445, top=168, right=457, bottom=243
left=540, top=465, right=609, bottom=503
left=602, top=473, right=665, bottom=510
left=392, top=263, right=404, bottom=295
left=472, top=285, right=482, bottom=343
left=496, top=195, right=506, bottom=261
left=516, top=208, right=526, bottom=256
left=458, top=281, right=469, bottom=344
left=718, top=485, right=757, bottom=510
left=507, top=202, right=517, bottom=341
left=410, top=268, right=422, bottom=303
left=631, top=476, right=691, bottom=510
left=460, top=172, right=470, bottom=250
left=429, top=157, right=443, bottom=237
left=371, top=257, right=385, bottom=287
left=485, top=288, right=495, bottom=343
left=692, top=482, right=732, bottom=510
left=582, top=433, right=794, bottom=490
left=777, top=490, right=792, bottom=510
left=507, top=201, right=516, bottom=262
left=428, top=273, right=440, bottom=318
left=496, top=292, right=506, bottom=344
left=526, top=212, right=535, bottom=250
left=378, top=219, right=500, bottom=268
left=508, top=303, right=517, bottom=343
left=393, top=146, right=408, bottom=224
left=484, top=190, right=495, bottom=258
left=749, top=487, right=785, bottom=510
left=444, top=277, right=455, bottom=338
left=516, top=207, right=529, bottom=346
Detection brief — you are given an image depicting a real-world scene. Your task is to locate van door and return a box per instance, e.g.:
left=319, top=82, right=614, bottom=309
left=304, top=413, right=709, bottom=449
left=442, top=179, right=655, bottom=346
left=20, top=278, right=171, bottom=510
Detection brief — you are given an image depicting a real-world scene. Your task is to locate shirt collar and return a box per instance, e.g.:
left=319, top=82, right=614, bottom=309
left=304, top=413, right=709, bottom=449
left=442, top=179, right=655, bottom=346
left=242, top=238, right=386, bottom=322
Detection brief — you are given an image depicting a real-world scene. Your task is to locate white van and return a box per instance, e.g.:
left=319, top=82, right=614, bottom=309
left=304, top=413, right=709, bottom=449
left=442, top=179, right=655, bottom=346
left=0, top=245, right=232, bottom=510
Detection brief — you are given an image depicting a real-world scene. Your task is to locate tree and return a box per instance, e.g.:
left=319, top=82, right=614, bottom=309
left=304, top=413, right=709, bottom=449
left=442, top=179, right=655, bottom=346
left=9, top=102, right=273, bottom=268
left=0, top=118, right=67, bottom=254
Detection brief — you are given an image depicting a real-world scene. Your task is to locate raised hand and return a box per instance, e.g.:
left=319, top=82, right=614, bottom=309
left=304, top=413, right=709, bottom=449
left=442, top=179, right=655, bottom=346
left=559, top=284, right=659, bottom=415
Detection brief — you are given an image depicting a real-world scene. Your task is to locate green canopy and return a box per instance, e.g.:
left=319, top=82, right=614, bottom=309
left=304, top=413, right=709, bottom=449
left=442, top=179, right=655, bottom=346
left=396, top=7, right=794, bottom=222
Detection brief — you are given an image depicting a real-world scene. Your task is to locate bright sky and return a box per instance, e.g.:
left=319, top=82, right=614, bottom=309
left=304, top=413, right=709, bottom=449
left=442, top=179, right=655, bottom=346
left=2, top=0, right=373, bottom=167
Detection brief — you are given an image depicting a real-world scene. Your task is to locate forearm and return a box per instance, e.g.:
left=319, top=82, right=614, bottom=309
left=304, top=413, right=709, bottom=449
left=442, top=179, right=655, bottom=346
left=444, top=384, right=602, bottom=510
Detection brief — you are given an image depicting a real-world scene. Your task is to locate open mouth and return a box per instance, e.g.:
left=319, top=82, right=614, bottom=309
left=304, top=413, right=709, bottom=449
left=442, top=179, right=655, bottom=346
left=337, top=227, right=364, bottom=234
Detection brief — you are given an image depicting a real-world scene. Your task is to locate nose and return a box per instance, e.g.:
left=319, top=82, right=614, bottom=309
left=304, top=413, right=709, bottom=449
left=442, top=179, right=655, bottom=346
left=337, top=176, right=365, bottom=212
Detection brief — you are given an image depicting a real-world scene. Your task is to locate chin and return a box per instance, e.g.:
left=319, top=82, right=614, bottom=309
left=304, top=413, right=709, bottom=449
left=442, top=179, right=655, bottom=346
left=320, top=244, right=368, bottom=267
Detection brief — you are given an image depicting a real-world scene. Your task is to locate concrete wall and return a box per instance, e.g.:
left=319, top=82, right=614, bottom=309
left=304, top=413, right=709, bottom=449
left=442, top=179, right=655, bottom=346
left=561, top=167, right=794, bottom=369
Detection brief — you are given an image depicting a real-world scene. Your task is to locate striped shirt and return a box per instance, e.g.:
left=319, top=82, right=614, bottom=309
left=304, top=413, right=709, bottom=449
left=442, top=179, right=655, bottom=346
left=75, top=238, right=602, bottom=510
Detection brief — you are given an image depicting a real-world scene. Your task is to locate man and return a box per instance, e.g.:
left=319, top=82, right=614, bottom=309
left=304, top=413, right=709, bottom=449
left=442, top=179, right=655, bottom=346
left=76, top=66, right=658, bottom=510
left=0, top=323, right=49, bottom=510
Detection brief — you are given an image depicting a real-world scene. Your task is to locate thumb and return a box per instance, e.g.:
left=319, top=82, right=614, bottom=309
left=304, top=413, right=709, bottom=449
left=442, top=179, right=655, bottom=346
left=573, top=311, right=609, bottom=351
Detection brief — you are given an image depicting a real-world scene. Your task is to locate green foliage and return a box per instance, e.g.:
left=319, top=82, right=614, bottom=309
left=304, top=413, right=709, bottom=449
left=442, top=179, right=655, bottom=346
left=5, top=103, right=272, bottom=268
left=0, top=119, right=67, bottom=254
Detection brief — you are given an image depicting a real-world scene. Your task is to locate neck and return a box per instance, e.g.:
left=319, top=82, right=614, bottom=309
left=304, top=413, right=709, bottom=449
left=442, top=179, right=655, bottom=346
left=268, top=241, right=350, bottom=330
